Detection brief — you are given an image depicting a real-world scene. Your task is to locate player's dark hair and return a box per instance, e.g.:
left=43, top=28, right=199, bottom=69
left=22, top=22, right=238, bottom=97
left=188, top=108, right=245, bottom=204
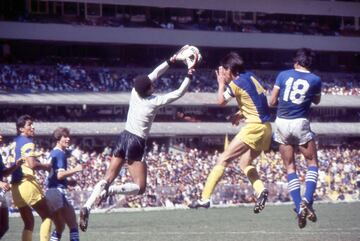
left=16, top=115, right=33, bottom=135
left=220, top=52, right=245, bottom=76
left=294, top=48, right=315, bottom=69
left=134, top=75, right=152, bottom=98
left=53, top=127, right=70, bottom=141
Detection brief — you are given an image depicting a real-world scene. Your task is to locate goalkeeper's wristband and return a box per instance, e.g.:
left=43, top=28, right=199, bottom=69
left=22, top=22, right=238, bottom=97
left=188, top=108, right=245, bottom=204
left=186, top=73, right=193, bottom=79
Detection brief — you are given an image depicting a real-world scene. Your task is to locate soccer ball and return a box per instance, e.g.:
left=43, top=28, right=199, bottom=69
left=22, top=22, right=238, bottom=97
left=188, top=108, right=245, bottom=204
left=176, top=45, right=202, bottom=69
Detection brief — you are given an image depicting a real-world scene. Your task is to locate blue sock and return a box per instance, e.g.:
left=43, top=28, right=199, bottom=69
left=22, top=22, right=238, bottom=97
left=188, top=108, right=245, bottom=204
left=70, top=228, right=79, bottom=241
left=287, top=172, right=302, bottom=213
left=50, top=230, right=61, bottom=241
left=304, top=166, right=318, bottom=205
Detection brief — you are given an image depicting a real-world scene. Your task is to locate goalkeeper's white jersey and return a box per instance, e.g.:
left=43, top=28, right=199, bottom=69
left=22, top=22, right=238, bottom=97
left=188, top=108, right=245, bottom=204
left=125, top=76, right=191, bottom=139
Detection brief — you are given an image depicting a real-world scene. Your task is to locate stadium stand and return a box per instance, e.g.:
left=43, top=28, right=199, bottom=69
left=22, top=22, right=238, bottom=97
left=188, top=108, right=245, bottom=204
left=0, top=142, right=359, bottom=210
left=0, top=0, right=359, bottom=212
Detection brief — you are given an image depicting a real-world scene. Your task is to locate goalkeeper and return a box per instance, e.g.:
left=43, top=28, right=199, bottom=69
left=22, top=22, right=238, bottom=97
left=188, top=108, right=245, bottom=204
left=79, top=46, right=196, bottom=231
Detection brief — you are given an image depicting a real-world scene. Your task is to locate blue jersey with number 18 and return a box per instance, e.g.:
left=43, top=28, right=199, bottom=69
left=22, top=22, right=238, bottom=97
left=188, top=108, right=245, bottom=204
left=275, top=68, right=321, bottom=119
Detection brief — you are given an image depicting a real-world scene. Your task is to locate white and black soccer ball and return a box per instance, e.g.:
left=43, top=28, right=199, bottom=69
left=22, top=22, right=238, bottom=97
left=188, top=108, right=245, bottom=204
left=176, top=45, right=202, bottom=69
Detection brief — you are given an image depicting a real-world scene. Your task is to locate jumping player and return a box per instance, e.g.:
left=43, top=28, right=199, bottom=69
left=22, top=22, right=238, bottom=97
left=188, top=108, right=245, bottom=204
left=0, top=133, right=24, bottom=239
left=79, top=47, right=195, bottom=231
left=9, top=115, right=53, bottom=241
left=189, top=52, right=272, bottom=213
left=46, top=127, right=84, bottom=241
left=269, top=48, right=321, bottom=229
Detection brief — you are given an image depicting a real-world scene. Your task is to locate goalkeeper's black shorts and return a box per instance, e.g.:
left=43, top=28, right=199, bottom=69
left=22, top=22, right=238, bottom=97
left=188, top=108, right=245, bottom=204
left=112, top=130, right=146, bottom=163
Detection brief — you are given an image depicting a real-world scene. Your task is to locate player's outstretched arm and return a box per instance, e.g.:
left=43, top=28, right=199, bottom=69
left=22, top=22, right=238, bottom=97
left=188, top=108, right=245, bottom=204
left=147, top=60, right=172, bottom=82
left=26, top=156, right=51, bottom=171
left=151, top=69, right=194, bottom=106
left=57, top=164, right=83, bottom=180
left=57, top=163, right=84, bottom=180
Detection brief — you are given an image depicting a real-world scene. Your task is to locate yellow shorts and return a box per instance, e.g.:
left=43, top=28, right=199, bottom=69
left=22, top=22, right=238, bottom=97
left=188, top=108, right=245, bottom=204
left=235, top=122, right=272, bottom=152
left=11, top=178, right=44, bottom=208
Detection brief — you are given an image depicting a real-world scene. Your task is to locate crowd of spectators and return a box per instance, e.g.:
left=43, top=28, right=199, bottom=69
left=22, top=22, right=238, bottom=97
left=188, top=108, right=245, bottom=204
left=1, top=64, right=360, bottom=95
left=1, top=141, right=359, bottom=211
left=5, top=5, right=360, bottom=37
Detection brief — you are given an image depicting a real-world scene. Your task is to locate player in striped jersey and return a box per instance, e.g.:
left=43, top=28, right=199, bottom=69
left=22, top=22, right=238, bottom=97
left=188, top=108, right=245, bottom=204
left=189, top=52, right=272, bottom=213
left=10, top=115, right=53, bottom=241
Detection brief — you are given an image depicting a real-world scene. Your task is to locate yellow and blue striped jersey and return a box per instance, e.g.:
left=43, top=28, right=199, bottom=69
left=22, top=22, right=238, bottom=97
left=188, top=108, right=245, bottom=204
left=9, top=135, right=36, bottom=184
left=225, top=72, right=271, bottom=123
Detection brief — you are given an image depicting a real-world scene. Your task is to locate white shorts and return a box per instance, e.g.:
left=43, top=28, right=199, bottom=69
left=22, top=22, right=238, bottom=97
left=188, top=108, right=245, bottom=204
left=45, top=188, right=71, bottom=213
left=0, top=192, right=7, bottom=208
left=274, top=117, right=315, bottom=145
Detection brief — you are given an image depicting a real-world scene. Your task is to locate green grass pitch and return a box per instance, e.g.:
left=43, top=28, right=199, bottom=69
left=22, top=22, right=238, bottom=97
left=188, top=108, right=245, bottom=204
left=5, top=202, right=360, bottom=241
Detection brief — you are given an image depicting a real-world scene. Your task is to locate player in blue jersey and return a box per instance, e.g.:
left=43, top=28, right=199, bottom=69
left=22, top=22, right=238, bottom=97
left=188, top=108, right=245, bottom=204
left=0, top=133, right=24, bottom=239
left=46, top=127, right=84, bottom=241
left=9, top=115, right=53, bottom=241
left=270, top=48, right=321, bottom=229
left=189, top=52, right=272, bottom=213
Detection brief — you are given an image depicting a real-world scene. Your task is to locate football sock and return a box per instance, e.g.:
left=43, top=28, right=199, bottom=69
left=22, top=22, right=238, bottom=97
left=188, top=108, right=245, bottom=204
left=70, top=228, right=79, bottom=241
left=40, top=218, right=52, bottom=241
left=244, top=165, right=265, bottom=197
left=22, top=229, right=33, bottom=241
left=287, top=172, right=302, bottom=213
left=84, top=179, right=108, bottom=210
left=108, top=183, right=140, bottom=195
left=50, top=230, right=61, bottom=241
left=201, top=165, right=225, bottom=201
left=304, top=166, right=318, bottom=205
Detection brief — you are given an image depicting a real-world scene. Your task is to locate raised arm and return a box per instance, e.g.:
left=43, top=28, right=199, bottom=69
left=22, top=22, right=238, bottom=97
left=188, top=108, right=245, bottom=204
left=151, top=71, right=193, bottom=106
left=147, top=61, right=171, bottom=82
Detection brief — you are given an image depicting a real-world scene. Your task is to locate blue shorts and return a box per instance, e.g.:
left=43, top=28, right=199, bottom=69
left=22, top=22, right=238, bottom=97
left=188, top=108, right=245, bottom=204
left=45, top=188, right=71, bottom=213
left=112, top=130, right=146, bottom=162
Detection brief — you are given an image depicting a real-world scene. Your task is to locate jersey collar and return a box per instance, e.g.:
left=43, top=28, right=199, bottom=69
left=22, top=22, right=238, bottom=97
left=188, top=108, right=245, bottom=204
left=294, top=68, right=310, bottom=73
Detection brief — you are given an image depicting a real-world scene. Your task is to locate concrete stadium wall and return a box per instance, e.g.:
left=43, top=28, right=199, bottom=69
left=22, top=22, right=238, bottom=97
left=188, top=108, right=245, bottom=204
left=1, top=22, right=360, bottom=52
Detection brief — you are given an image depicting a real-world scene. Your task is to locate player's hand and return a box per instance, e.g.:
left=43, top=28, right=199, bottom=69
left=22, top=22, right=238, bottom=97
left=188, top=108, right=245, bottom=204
left=74, top=163, right=84, bottom=173
left=188, top=68, right=196, bottom=75
left=215, top=66, right=226, bottom=86
left=0, top=182, right=10, bottom=191
left=215, top=66, right=231, bottom=85
left=173, top=45, right=190, bottom=62
left=15, top=158, right=25, bottom=167
left=227, top=111, right=244, bottom=126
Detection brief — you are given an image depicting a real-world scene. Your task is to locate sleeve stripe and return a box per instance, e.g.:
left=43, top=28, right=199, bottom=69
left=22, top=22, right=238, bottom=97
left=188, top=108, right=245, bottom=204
left=226, top=83, right=235, bottom=97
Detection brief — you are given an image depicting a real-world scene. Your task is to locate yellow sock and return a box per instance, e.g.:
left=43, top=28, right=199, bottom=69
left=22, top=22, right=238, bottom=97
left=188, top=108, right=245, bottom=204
left=201, top=165, right=225, bottom=201
left=40, top=218, right=52, bottom=241
left=22, top=229, right=32, bottom=241
left=244, top=165, right=265, bottom=197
